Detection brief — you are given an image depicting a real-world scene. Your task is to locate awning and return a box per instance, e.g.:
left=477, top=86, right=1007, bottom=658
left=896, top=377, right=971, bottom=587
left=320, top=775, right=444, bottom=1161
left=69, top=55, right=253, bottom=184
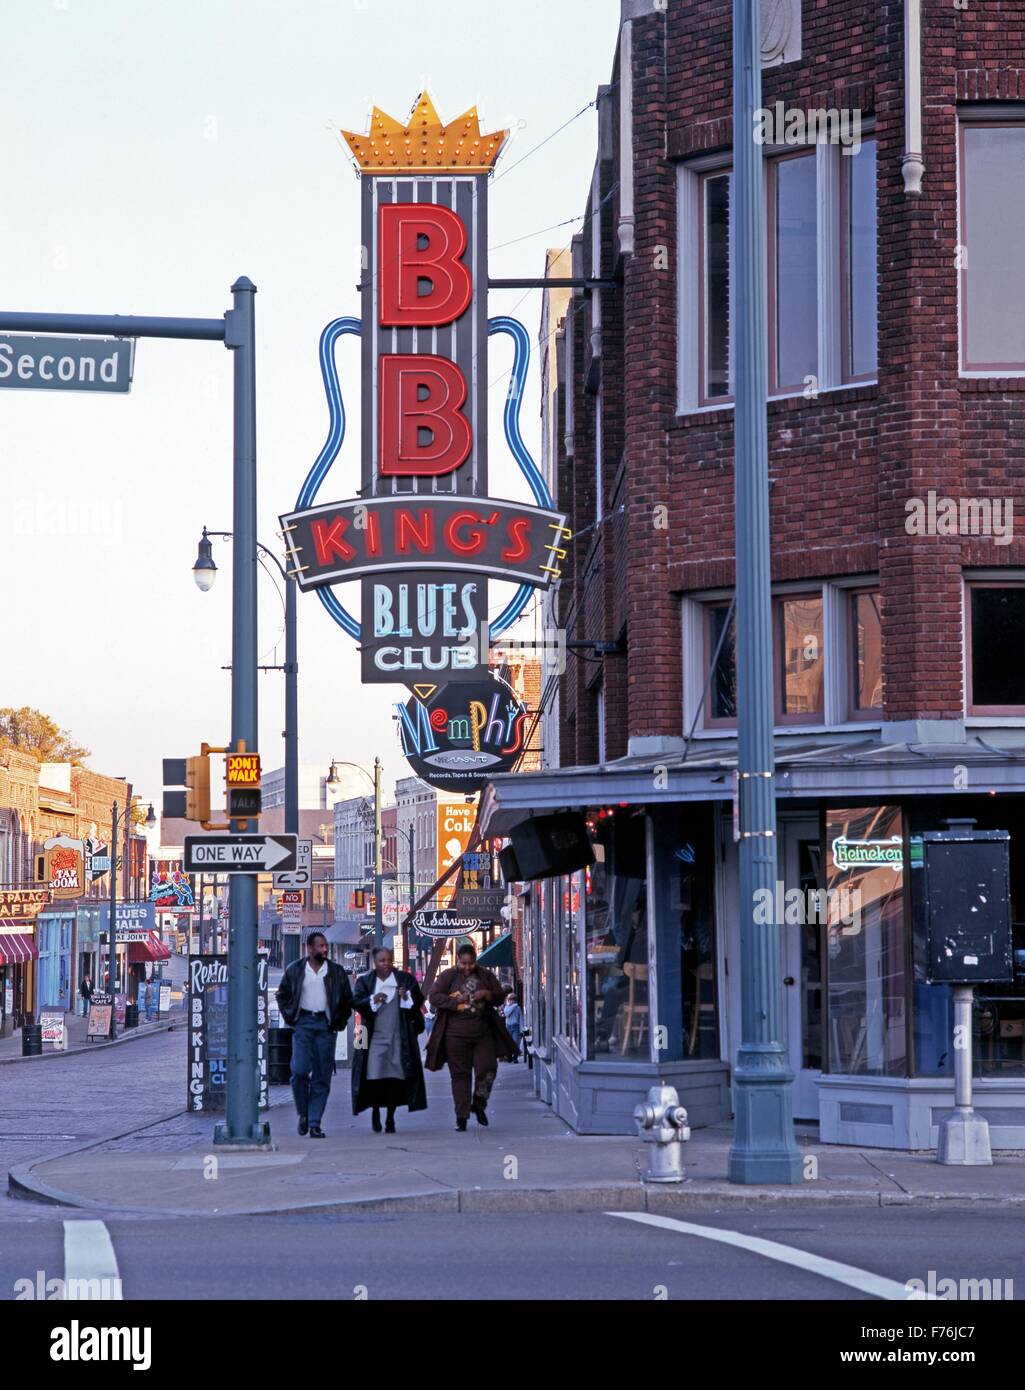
left=127, top=932, right=172, bottom=963
left=476, top=731, right=1025, bottom=839
left=477, top=931, right=514, bottom=968
left=325, top=920, right=369, bottom=946
left=0, top=929, right=38, bottom=963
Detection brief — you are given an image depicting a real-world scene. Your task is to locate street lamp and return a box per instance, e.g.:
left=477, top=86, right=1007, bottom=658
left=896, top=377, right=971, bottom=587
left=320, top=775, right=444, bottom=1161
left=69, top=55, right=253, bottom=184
left=327, top=758, right=383, bottom=946
left=194, top=527, right=299, bottom=839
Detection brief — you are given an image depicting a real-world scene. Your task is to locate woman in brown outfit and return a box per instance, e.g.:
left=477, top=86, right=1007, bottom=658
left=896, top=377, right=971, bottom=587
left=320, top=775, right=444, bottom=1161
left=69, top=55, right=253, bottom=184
left=426, top=942, right=518, bottom=1130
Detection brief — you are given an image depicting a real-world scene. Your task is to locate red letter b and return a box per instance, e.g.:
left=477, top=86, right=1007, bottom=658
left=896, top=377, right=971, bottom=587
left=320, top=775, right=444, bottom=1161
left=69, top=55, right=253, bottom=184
left=379, top=355, right=472, bottom=477
left=378, top=204, right=472, bottom=326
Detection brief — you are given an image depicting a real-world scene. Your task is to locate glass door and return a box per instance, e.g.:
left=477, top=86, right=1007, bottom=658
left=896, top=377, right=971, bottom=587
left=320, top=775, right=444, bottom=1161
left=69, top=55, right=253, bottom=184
left=780, top=819, right=823, bottom=1120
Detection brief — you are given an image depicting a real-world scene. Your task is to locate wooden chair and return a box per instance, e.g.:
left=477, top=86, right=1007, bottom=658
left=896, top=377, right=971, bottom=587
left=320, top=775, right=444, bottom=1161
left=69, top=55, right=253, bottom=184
left=620, top=962, right=649, bottom=1054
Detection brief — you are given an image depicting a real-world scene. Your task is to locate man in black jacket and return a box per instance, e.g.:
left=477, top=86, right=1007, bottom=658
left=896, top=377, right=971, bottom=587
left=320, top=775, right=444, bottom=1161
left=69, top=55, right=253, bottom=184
left=275, top=931, right=353, bottom=1137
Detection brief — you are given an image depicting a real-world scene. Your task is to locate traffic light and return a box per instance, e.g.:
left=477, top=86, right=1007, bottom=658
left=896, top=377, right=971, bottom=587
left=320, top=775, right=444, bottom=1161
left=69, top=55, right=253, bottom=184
left=185, top=754, right=211, bottom=823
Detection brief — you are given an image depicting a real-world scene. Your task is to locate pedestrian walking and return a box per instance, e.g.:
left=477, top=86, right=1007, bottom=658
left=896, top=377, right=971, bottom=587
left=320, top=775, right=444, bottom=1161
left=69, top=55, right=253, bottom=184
left=501, top=991, right=523, bottom=1062
left=79, top=973, right=93, bottom=1018
left=426, top=942, right=518, bottom=1131
left=275, top=930, right=353, bottom=1138
left=351, top=946, right=427, bottom=1133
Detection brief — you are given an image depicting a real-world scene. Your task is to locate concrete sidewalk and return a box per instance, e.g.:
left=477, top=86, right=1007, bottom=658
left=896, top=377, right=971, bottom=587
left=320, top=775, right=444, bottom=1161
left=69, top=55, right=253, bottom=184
left=9, top=1062, right=1025, bottom=1216
left=0, top=996, right=186, bottom=1065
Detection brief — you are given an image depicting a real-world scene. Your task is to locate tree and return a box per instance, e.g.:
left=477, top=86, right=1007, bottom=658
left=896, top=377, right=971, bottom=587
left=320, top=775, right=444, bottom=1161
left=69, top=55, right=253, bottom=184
left=0, top=707, right=90, bottom=765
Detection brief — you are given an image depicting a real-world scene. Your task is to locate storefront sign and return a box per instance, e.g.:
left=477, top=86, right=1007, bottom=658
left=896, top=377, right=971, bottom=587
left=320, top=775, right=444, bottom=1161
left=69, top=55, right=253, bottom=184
left=149, top=863, right=195, bottom=909
left=0, top=888, right=50, bottom=920
left=87, top=992, right=112, bottom=1038
left=158, top=983, right=171, bottom=1013
left=187, top=955, right=268, bottom=1112
left=830, top=835, right=904, bottom=871
left=40, top=1010, right=64, bottom=1044
left=396, top=672, right=529, bottom=792
left=437, top=801, right=476, bottom=908
left=41, top=837, right=87, bottom=900
left=407, top=909, right=492, bottom=938
left=98, top=902, right=157, bottom=937
left=281, top=92, right=569, bottom=689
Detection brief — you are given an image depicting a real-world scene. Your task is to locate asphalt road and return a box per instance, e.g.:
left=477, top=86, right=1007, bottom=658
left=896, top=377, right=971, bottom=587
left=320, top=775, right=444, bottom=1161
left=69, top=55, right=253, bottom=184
left=1, top=1205, right=1023, bottom=1301
left=2, top=1027, right=1024, bottom=1305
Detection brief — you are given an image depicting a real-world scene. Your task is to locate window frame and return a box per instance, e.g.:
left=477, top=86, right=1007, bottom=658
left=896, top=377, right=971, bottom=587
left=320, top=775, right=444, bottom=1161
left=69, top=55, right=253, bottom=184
left=702, top=600, right=738, bottom=728
left=698, top=168, right=733, bottom=407
left=847, top=586, right=884, bottom=720
left=774, top=590, right=826, bottom=725
left=767, top=147, right=820, bottom=396
left=965, top=580, right=1025, bottom=715
left=958, top=117, right=1025, bottom=376
left=839, top=136, right=878, bottom=385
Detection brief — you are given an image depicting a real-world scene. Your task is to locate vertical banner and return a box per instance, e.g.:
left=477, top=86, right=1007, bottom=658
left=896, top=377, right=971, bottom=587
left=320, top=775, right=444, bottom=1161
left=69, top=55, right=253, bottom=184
left=187, top=955, right=268, bottom=1112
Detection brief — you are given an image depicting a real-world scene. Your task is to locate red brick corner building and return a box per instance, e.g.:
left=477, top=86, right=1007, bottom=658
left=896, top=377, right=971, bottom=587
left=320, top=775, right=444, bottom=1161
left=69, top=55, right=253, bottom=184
left=479, top=0, right=1025, bottom=1141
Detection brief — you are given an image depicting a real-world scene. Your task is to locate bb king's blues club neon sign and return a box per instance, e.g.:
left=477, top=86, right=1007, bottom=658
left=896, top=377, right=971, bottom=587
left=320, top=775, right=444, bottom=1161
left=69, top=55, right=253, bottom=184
left=280, top=94, right=569, bottom=701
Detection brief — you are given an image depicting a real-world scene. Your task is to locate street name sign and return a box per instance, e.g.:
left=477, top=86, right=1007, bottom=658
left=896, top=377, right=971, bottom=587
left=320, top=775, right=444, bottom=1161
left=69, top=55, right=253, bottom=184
left=184, top=834, right=297, bottom=874
left=0, top=334, right=134, bottom=393
left=273, top=838, right=312, bottom=890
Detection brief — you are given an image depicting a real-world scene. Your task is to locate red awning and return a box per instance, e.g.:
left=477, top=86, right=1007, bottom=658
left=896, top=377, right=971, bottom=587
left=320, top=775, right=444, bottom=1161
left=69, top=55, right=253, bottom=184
left=127, top=932, right=172, bottom=963
left=0, top=927, right=38, bottom=963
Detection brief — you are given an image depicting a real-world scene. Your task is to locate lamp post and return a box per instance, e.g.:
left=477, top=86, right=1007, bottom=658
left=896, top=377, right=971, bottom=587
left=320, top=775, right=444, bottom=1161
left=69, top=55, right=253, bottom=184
left=328, top=758, right=383, bottom=946
left=193, top=527, right=299, bottom=837
left=105, top=797, right=153, bottom=1038
left=727, top=0, right=802, bottom=1184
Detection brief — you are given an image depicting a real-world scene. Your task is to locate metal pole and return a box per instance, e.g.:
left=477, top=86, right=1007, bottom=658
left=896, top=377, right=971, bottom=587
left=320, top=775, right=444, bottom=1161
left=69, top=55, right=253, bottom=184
left=373, top=757, right=383, bottom=948
left=937, top=985, right=993, bottom=1165
left=217, top=276, right=267, bottom=1147
left=284, top=575, right=299, bottom=837
left=727, top=0, right=801, bottom=1185
left=108, top=800, right=118, bottom=1040
left=405, top=823, right=415, bottom=976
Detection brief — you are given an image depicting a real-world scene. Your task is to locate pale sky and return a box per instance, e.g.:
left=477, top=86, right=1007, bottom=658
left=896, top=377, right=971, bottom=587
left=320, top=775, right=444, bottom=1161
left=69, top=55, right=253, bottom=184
left=0, top=0, right=621, bottom=806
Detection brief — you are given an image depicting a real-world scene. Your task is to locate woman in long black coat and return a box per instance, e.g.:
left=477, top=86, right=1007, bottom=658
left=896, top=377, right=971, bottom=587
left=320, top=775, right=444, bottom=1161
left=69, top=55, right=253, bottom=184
left=351, top=946, right=427, bottom=1132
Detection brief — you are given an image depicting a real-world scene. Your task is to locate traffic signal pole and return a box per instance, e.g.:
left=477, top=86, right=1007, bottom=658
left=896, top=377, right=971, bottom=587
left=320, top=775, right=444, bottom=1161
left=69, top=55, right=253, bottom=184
left=216, top=277, right=268, bottom=1147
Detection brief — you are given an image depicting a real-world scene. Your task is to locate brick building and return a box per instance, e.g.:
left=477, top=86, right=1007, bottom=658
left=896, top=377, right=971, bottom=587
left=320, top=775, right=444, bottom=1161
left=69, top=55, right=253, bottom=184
left=478, top=0, right=1025, bottom=1142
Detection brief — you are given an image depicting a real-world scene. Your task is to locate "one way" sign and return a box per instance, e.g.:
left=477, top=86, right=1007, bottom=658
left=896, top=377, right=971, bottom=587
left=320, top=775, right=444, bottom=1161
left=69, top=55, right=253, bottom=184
left=184, top=834, right=297, bottom=874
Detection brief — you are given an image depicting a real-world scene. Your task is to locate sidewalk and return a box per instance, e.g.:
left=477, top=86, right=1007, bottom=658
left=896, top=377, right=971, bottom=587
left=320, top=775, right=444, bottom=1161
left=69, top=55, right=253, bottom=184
left=0, top=994, right=186, bottom=1065
left=9, top=1061, right=1025, bottom=1216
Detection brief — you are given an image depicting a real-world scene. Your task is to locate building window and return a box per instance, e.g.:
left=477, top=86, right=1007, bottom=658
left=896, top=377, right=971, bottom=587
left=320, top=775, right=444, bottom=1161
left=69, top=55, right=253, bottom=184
left=705, top=602, right=738, bottom=723
left=824, top=804, right=908, bottom=1077
left=960, top=122, right=1025, bottom=372
left=777, top=594, right=824, bottom=721
left=769, top=151, right=818, bottom=393
left=850, top=589, right=883, bottom=716
left=701, top=171, right=732, bottom=402
left=684, top=141, right=878, bottom=409
left=595, top=386, right=604, bottom=524
left=564, top=872, right=582, bottom=1051
left=585, top=815, right=649, bottom=1060
left=596, top=683, right=607, bottom=763
left=842, top=137, right=878, bottom=381
left=967, top=584, right=1025, bottom=713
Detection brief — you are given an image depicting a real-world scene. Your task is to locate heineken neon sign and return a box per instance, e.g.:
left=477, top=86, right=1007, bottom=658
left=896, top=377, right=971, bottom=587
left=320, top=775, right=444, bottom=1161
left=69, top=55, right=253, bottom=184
left=830, top=835, right=904, bottom=871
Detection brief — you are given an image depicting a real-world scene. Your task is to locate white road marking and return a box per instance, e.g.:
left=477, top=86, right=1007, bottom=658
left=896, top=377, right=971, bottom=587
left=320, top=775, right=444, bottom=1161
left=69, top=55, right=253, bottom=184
left=62, top=1220, right=123, bottom=1300
left=609, top=1211, right=933, bottom=1301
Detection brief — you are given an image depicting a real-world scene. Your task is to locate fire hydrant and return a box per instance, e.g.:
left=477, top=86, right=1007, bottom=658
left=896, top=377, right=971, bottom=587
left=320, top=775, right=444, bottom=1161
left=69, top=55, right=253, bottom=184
left=634, top=1084, right=691, bottom=1183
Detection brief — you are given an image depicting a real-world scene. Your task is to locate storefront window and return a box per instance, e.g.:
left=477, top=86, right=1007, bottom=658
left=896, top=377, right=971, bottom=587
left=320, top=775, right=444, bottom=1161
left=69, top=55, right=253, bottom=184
left=968, top=585, right=1025, bottom=712
left=586, top=815, right=649, bottom=1060
left=825, top=805, right=908, bottom=1076
left=673, top=813, right=719, bottom=1058
left=564, top=872, right=582, bottom=1050
left=534, top=881, right=548, bottom=1051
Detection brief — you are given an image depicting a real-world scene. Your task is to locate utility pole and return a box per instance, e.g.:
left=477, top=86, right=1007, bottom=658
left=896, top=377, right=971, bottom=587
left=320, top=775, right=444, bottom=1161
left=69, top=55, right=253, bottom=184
left=216, top=276, right=268, bottom=1148
left=403, top=820, right=415, bottom=974
left=373, top=756, right=383, bottom=948
left=284, top=576, right=298, bottom=838
left=108, top=800, right=119, bottom=1040
left=727, top=0, right=801, bottom=1185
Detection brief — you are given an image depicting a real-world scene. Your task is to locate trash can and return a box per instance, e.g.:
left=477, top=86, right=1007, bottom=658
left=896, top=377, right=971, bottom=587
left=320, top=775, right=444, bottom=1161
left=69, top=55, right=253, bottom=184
left=21, top=1023, right=42, bottom=1057
left=124, top=1003, right=139, bottom=1030
left=268, top=1026, right=293, bottom=1085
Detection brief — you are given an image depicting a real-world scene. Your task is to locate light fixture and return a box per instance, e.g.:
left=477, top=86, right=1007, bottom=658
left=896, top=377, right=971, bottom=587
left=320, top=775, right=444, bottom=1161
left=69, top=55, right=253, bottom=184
left=145, top=804, right=157, bottom=829
left=193, top=527, right=217, bottom=593
left=327, top=761, right=339, bottom=786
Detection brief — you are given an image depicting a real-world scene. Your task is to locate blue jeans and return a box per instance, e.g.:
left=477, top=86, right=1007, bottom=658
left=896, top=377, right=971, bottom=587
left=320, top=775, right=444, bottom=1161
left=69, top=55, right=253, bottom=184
left=290, top=1013, right=334, bottom=1126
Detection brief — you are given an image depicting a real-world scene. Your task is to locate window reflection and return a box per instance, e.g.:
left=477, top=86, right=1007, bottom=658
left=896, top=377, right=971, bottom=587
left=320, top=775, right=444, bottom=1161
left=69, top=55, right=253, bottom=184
left=586, top=816, right=649, bottom=1059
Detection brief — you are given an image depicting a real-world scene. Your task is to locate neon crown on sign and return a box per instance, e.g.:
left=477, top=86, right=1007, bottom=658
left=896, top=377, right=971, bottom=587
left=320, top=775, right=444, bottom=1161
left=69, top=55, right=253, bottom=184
left=340, top=92, right=508, bottom=174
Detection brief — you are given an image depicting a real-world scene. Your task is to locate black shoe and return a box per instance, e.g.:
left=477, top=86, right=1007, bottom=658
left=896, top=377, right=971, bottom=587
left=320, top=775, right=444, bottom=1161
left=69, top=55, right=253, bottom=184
left=455, top=1118, right=468, bottom=1131
left=471, top=1099, right=489, bottom=1126
left=297, top=1115, right=309, bottom=1136
left=371, top=1109, right=383, bottom=1133
left=385, top=1117, right=396, bottom=1134
left=309, top=1125, right=326, bottom=1138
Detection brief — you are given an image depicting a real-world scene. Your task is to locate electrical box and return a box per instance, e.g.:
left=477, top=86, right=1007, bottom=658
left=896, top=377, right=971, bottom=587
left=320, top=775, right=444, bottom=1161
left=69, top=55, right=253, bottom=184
left=922, top=829, right=1013, bottom=985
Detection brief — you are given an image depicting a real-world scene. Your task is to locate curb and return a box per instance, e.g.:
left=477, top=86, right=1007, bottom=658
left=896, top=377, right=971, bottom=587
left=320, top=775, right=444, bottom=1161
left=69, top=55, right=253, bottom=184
left=0, top=1016, right=186, bottom=1066
left=10, top=1157, right=1025, bottom=1218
